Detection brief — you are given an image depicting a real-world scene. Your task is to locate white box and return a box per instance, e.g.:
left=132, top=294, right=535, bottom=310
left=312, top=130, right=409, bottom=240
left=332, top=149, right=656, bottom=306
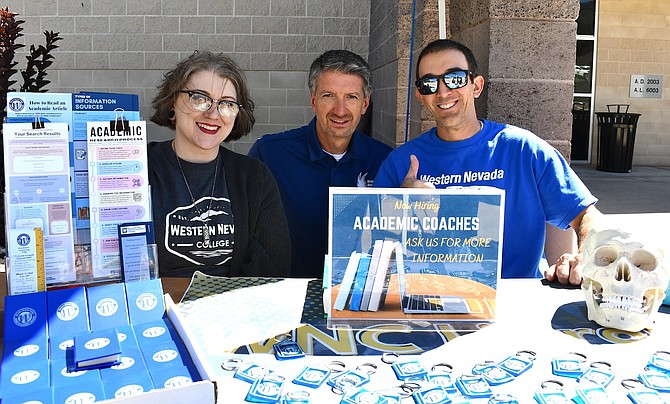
left=0, top=292, right=215, bottom=404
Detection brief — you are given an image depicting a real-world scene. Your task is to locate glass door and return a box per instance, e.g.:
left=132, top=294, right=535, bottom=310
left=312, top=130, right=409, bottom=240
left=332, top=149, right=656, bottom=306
left=571, top=0, right=598, bottom=162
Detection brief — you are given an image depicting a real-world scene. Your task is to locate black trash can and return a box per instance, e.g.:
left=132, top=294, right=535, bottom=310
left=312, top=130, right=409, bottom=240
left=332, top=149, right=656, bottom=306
left=596, top=104, right=641, bottom=173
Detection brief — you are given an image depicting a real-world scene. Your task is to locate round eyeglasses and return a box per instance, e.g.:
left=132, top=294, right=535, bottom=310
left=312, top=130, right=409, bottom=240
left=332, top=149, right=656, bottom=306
left=415, top=68, right=473, bottom=95
left=178, top=90, right=242, bottom=118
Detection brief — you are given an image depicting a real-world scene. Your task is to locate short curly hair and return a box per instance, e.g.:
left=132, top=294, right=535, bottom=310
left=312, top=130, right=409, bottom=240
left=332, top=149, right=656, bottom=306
left=150, top=51, right=255, bottom=142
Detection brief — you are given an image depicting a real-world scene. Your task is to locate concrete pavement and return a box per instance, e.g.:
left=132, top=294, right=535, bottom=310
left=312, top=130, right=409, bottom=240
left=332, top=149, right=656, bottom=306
left=571, top=164, right=670, bottom=214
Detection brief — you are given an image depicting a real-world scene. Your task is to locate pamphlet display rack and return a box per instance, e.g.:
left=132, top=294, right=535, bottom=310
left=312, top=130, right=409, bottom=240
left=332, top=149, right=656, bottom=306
left=2, top=91, right=156, bottom=295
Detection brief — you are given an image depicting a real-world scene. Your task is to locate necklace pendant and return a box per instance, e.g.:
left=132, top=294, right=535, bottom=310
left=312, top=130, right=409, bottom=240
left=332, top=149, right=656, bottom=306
left=203, top=224, right=210, bottom=244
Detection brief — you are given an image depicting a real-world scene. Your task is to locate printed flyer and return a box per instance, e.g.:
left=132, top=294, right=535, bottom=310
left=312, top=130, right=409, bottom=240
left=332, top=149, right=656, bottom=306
left=71, top=92, right=140, bottom=245
left=87, top=120, right=151, bottom=279
left=2, top=122, right=76, bottom=286
left=327, top=187, right=505, bottom=330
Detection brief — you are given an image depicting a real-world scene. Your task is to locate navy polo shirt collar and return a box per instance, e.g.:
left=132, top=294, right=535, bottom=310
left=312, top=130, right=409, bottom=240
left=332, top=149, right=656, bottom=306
left=306, top=117, right=370, bottom=162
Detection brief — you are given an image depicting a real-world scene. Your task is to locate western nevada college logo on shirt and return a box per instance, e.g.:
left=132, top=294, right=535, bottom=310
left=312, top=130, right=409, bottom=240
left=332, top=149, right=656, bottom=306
left=165, top=196, right=235, bottom=266
left=357, top=172, right=372, bottom=187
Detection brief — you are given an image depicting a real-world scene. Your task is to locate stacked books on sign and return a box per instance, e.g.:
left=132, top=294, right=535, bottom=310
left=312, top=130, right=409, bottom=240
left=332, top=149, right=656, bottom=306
left=0, top=279, right=201, bottom=402
left=333, top=239, right=401, bottom=312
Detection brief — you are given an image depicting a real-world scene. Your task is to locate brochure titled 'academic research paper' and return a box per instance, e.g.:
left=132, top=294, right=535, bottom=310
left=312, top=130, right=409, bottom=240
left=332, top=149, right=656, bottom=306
left=87, top=121, right=151, bottom=279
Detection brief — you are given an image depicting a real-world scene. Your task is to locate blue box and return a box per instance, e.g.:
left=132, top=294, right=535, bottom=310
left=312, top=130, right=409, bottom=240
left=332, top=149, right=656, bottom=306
left=3, top=291, right=48, bottom=344
left=0, top=360, right=50, bottom=398
left=72, top=328, right=122, bottom=370
left=150, top=364, right=201, bottom=389
left=141, top=340, right=187, bottom=370
left=49, top=335, right=75, bottom=362
left=115, top=324, right=139, bottom=350
left=136, top=323, right=200, bottom=380
left=134, top=319, right=180, bottom=347
left=102, top=371, right=154, bottom=400
left=53, top=379, right=105, bottom=403
left=46, top=286, right=89, bottom=338
left=0, top=386, right=53, bottom=404
left=2, top=334, right=49, bottom=368
left=99, top=347, right=148, bottom=380
left=124, top=279, right=165, bottom=324
left=85, top=283, right=129, bottom=330
left=51, top=358, right=100, bottom=387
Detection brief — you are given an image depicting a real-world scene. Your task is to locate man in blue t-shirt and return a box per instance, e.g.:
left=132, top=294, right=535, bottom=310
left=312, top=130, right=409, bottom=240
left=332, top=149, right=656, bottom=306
left=249, top=50, right=392, bottom=278
left=373, top=39, right=602, bottom=285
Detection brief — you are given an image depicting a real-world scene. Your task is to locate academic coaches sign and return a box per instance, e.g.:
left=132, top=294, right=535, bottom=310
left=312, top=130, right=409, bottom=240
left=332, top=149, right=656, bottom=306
left=327, top=187, right=505, bottom=331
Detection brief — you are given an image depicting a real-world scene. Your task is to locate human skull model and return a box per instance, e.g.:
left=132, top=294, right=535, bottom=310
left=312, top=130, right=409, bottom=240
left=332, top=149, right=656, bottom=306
left=581, top=227, right=669, bottom=332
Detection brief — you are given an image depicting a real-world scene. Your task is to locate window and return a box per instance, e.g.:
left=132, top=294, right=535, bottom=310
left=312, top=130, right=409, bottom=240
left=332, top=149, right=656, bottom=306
left=571, top=0, right=597, bottom=162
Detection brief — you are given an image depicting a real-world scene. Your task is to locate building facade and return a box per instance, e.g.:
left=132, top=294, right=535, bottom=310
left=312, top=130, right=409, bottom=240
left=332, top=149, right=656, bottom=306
left=6, top=0, right=669, bottom=166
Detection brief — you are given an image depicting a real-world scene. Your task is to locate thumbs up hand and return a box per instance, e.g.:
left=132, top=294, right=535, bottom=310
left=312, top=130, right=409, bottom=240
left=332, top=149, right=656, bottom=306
left=401, top=155, right=435, bottom=189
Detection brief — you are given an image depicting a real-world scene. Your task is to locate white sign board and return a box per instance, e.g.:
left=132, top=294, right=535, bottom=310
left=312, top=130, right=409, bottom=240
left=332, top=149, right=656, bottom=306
left=630, top=74, right=663, bottom=98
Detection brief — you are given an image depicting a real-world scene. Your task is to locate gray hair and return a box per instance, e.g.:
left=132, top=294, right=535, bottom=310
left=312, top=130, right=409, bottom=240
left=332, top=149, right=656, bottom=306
left=308, top=50, right=372, bottom=98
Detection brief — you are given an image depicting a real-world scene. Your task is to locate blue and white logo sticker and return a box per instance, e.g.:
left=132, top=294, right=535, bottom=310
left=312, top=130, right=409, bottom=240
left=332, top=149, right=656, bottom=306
left=16, top=232, right=31, bottom=246
left=96, top=298, right=119, bottom=316
left=13, top=308, right=37, bottom=327
left=136, top=293, right=158, bottom=311
left=57, top=302, right=80, bottom=321
left=7, top=97, right=25, bottom=113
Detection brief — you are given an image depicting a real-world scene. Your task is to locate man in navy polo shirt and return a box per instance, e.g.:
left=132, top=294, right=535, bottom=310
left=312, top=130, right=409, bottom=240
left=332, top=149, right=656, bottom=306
left=249, top=50, right=392, bottom=278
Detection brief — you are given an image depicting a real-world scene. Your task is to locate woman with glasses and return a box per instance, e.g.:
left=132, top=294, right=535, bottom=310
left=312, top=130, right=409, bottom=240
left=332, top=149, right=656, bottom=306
left=374, top=39, right=601, bottom=286
left=148, top=51, right=291, bottom=278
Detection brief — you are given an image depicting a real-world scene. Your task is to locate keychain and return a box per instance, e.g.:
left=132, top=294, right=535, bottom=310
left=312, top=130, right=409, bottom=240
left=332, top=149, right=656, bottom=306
left=472, top=361, right=515, bottom=385
left=577, top=361, right=615, bottom=388
left=497, top=350, right=536, bottom=377
left=637, top=370, right=670, bottom=392
left=621, top=378, right=666, bottom=404
left=391, top=359, right=428, bottom=380
left=647, top=351, right=670, bottom=375
left=534, top=380, right=571, bottom=403
left=551, top=352, right=587, bottom=379
left=411, top=385, right=452, bottom=404
left=455, top=374, right=493, bottom=399
left=573, top=383, right=613, bottom=404
left=273, top=339, right=305, bottom=361
left=292, top=365, right=331, bottom=389
left=425, top=364, right=457, bottom=395
left=245, top=373, right=286, bottom=403
left=328, top=363, right=377, bottom=394
left=328, top=369, right=371, bottom=395
left=234, top=362, right=274, bottom=383
left=338, top=387, right=387, bottom=404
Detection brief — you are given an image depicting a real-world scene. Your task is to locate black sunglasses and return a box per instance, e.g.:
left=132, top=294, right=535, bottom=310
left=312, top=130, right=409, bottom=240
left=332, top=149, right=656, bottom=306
left=415, top=69, right=473, bottom=95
